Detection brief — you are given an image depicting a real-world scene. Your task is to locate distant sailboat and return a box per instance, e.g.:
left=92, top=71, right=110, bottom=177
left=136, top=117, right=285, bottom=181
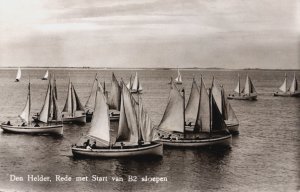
left=228, top=74, right=257, bottom=100
left=156, top=77, right=231, bottom=148
left=130, top=72, right=143, bottom=93
left=72, top=81, right=163, bottom=158
left=62, top=78, right=86, bottom=124
left=274, top=73, right=300, bottom=97
left=1, top=78, right=63, bottom=135
left=174, top=68, right=182, bottom=84
left=211, top=77, right=239, bottom=134
left=42, top=70, right=49, bottom=80
left=15, top=67, right=21, bottom=82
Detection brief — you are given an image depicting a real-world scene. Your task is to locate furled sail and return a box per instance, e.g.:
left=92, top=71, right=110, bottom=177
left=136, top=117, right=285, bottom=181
left=195, top=77, right=210, bottom=132
left=88, top=87, right=111, bottom=145
left=158, top=82, right=184, bottom=133
left=243, top=75, right=256, bottom=95
left=279, top=73, right=287, bottom=93
left=289, top=73, right=298, bottom=93
left=109, top=73, right=121, bottom=110
left=16, top=67, right=21, bottom=81
left=234, top=74, right=241, bottom=94
left=185, top=78, right=200, bottom=124
left=19, top=82, right=31, bottom=124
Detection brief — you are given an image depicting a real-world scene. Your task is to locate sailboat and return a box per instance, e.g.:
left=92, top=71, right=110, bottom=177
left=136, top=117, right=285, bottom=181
left=1, top=78, right=63, bottom=135
left=174, top=68, right=182, bottom=84
left=126, top=75, right=132, bottom=90
left=130, top=72, right=143, bottom=93
left=211, top=77, right=239, bottom=134
left=274, top=73, right=300, bottom=97
left=228, top=74, right=257, bottom=100
left=156, top=77, right=231, bottom=147
left=42, top=70, right=49, bottom=80
left=108, top=73, right=121, bottom=121
left=62, top=78, right=86, bottom=124
left=15, top=67, right=21, bottom=82
left=72, top=82, right=163, bottom=158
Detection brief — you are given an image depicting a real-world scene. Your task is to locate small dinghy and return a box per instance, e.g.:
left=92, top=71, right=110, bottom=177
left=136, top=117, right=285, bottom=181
left=72, top=82, right=163, bottom=158
left=274, top=73, right=300, bottom=97
left=62, top=78, right=86, bottom=124
left=1, top=78, right=63, bottom=135
left=211, top=77, right=239, bottom=134
left=228, top=74, right=257, bottom=100
left=42, top=70, right=49, bottom=80
left=156, top=78, right=232, bottom=148
left=15, top=67, right=21, bottom=82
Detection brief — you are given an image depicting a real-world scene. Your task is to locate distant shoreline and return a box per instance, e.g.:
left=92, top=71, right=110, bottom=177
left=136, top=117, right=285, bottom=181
left=0, top=66, right=298, bottom=71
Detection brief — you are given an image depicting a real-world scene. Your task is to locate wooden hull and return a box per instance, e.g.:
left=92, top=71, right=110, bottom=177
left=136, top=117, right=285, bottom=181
left=1, top=124, right=63, bottom=135
left=42, top=78, right=48, bottom=80
left=86, top=112, right=120, bottom=122
left=158, top=134, right=232, bottom=148
left=227, top=94, right=257, bottom=100
left=86, top=112, right=93, bottom=123
left=72, top=143, right=163, bottom=158
left=226, top=122, right=239, bottom=135
left=62, top=115, right=86, bottom=124
left=130, top=90, right=142, bottom=94
left=273, top=92, right=300, bottom=97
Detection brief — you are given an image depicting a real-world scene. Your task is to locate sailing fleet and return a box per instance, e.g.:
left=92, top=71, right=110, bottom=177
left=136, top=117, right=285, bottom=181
left=1, top=68, right=299, bottom=158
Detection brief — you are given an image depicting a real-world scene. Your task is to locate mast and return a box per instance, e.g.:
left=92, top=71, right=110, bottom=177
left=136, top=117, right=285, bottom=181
left=182, top=88, right=185, bottom=137
left=209, top=88, right=212, bottom=136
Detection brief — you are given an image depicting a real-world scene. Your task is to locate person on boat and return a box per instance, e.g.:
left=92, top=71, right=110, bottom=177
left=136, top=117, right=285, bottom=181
left=83, top=139, right=90, bottom=148
left=6, top=121, right=11, bottom=126
left=21, top=122, right=26, bottom=126
left=120, top=142, right=124, bottom=149
left=34, top=123, right=40, bottom=127
left=91, top=141, right=96, bottom=149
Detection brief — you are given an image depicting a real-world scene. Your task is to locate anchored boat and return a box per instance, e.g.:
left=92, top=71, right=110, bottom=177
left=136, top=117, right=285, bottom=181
left=211, top=77, right=239, bottom=134
left=228, top=74, right=257, bottom=100
left=1, top=78, right=63, bottom=135
left=72, top=82, right=162, bottom=158
left=274, top=73, right=299, bottom=97
left=157, top=78, right=232, bottom=148
left=127, top=72, right=143, bottom=93
left=62, top=78, right=86, bottom=124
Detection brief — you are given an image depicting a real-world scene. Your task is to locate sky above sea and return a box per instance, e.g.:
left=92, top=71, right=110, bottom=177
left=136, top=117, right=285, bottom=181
left=0, top=0, right=299, bottom=69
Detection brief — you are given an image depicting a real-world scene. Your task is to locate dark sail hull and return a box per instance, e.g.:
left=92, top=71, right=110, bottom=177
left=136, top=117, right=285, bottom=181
left=227, top=94, right=257, bottom=100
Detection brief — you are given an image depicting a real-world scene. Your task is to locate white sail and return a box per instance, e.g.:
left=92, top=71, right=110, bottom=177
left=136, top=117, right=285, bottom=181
left=109, top=73, right=121, bottom=110
left=43, top=70, right=49, bottom=80
left=234, top=74, right=240, bottom=94
left=195, top=77, right=210, bottom=132
left=63, top=80, right=84, bottom=116
left=63, top=80, right=72, bottom=114
left=126, top=75, right=132, bottom=89
left=289, top=73, right=298, bottom=93
left=131, top=72, right=142, bottom=92
left=243, top=75, right=256, bottom=95
left=85, top=75, right=98, bottom=112
left=185, top=78, right=200, bottom=124
left=175, top=68, right=182, bottom=83
left=211, top=77, right=222, bottom=114
left=16, top=67, right=21, bottom=81
left=139, top=97, right=154, bottom=142
left=88, top=87, right=111, bottom=145
left=116, top=95, right=131, bottom=142
left=39, top=82, right=51, bottom=123
left=122, top=84, right=139, bottom=143
left=158, top=82, right=184, bottom=133
left=19, top=83, right=31, bottom=124
left=279, top=73, right=287, bottom=93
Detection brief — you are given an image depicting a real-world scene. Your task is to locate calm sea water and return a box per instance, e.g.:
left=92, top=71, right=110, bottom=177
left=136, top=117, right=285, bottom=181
left=0, top=69, right=299, bottom=192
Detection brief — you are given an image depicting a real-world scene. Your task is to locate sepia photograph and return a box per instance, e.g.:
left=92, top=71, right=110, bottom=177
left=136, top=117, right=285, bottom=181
left=0, top=0, right=299, bottom=191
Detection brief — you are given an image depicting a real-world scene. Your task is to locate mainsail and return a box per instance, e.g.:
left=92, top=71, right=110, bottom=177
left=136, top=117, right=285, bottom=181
left=242, top=75, right=256, bottom=95
left=175, top=68, right=182, bottom=83
left=139, top=97, right=154, bottom=142
left=131, top=72, right=143, bottom=92
left=63, top=80, right=85, bottom=116
left=195, top=77, right=210, bottom=132
left=289, top=73, right=298, bottom=93
left=185, top=78, right=200, bottom=124
left=19, top=82, right=31, bottom=124
left=85, top=74, right=98, bottom=112
left=234, top=74, right=241, bottom=94
left=43, top=70, right=49, bottom=80
left=109, top=73, right=121, bottom=110
left=88, top=87, right=111, bottom=145
left=16, top=67, right=21, bottom=81
left=126, top=75, right=132, bottom=89
left=158, top=82, right=184, bottom=133
left=279, top=73, right=287, bottom=93
left=211, top=93, right=228, bottom=132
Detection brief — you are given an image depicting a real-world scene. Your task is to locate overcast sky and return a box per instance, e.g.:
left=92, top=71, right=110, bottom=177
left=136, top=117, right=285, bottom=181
left=0, top=0, right=299, bottom=69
